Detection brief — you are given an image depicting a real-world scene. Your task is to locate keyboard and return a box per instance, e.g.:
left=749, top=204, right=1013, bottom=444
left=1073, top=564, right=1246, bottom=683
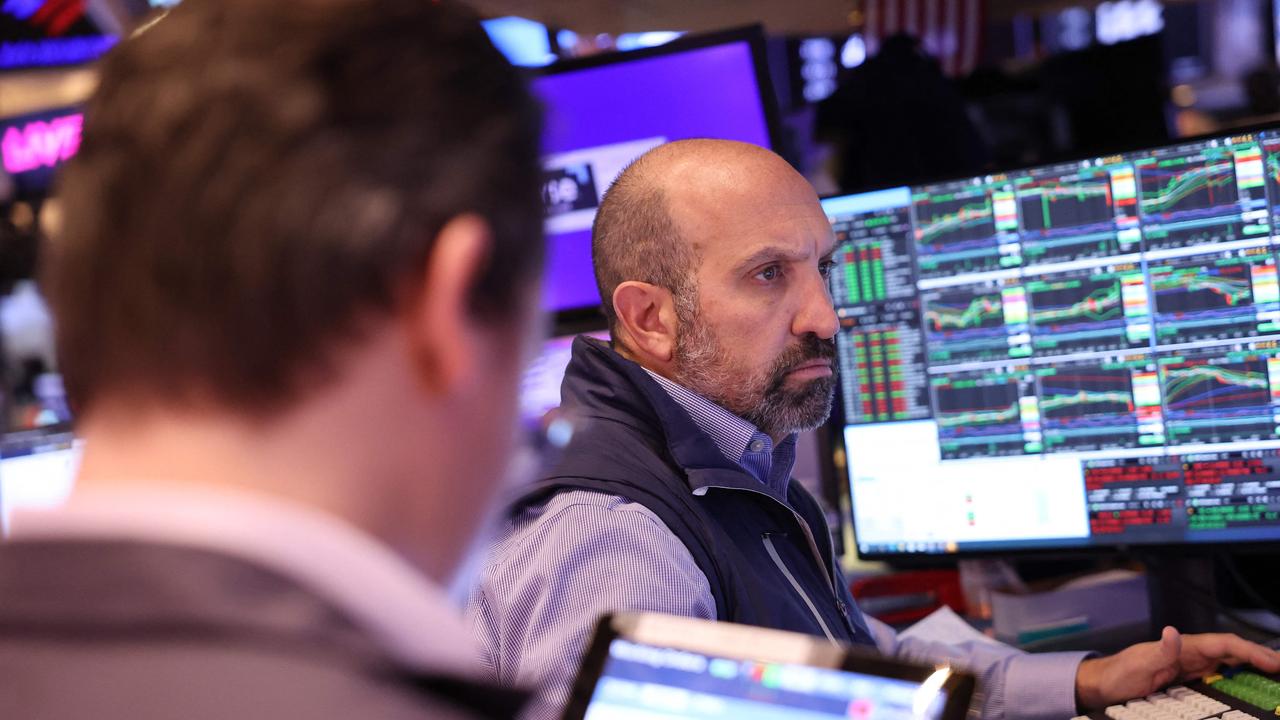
left=1200, top=671, right=1280, bottom=714
left=1078, top=670, right=1280, bottom=720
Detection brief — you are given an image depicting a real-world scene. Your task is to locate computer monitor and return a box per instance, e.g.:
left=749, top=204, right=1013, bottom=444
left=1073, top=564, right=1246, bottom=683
left=481, top=16, right=556, bottom=68
left=0, top=260, right=78, bottom=534
left=825, top=127, right=1280, bottom=559
left=0, top=427, right=80, bottom=535
left=533, top=27, right=781, bottom=314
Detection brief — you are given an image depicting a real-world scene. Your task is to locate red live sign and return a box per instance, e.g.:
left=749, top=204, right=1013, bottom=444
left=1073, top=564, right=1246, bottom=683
left=1, top=112, right=83, bottom=175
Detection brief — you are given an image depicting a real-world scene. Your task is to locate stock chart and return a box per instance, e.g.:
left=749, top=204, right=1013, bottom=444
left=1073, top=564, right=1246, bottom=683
left=1149, top=247, right=1280, bottom=345
left=931, top=366, right=1038, bottom=459
left=830, top=201, right=915, bottom=307
left=822, top=128, right=1280, bottom=551
left=828, top=189, right=931, bottom=425
left=835, top=314, right=930, bottom=425
left=1264, top=134, right=1280, bottom=230
left=1036, top=356, right=1160, bottom=453
left=1026, top=265, right=1150, bottom=356
left=922, top=281, right=1029, bottom=365
left=1159, top=346, right=1280, bottom=446
left=911, top=181, right=1020, bottom=278
left=1016, top=164, right=1141, bottom=266
left=1135, top=143, right=1268, bottom=252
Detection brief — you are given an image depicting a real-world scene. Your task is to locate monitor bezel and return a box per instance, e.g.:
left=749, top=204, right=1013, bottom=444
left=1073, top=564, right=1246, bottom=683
left=535, top=25, right=787, bottom=322
left=821, top=118, right=1280, bottom=562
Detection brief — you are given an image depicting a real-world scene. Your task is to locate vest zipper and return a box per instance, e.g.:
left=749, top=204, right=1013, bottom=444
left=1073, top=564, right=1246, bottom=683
left=693, top=485, right=835, bottom=593
left=695, top=484, right=864, bottom=641
left=762, top=533, right=837, bottom=644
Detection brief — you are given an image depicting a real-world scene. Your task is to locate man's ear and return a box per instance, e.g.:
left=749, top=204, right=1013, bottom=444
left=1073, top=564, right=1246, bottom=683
left=404, top=214, right=492, bottom=396
left=613, top=280, right=679, bottom=364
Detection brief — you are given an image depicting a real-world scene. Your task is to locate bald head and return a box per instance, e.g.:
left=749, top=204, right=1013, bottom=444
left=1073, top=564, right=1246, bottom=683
left=591, top=139, right=814, bottom=335
left=593, top=139, right=839, bottom=437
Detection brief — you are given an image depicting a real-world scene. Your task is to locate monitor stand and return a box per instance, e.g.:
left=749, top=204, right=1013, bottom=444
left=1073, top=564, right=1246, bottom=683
left=1145, top=554, right=1218, bottom=635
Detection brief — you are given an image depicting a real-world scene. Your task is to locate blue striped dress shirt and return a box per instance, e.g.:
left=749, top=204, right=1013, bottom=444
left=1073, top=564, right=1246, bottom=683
left=466, top=369, right=1087, bottom=720
left=641, top=367, right=797, bottom=492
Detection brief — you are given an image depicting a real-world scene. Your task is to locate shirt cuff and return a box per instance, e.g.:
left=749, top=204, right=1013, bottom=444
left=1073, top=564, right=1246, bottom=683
left=1002, top=651, right=1092, bottom=720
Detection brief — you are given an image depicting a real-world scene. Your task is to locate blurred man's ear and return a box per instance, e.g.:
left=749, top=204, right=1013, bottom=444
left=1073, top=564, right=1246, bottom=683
left=613, top=280, right=679, bottom=365
left=404, top=214, right=492, bottom=396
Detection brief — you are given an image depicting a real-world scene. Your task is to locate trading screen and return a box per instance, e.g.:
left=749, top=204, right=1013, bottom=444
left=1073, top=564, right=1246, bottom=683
left=582, top=638, right=948, bottom=720
left=825, top=129, right=1280, bottom=556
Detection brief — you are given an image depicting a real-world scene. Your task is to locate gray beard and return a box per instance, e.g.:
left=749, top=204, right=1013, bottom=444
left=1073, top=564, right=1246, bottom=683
left=671, top=293, right=836, bottom=438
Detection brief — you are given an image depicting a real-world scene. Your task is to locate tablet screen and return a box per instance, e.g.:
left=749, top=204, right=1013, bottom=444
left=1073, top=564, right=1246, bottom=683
left=582, top=636, right=953, bottom=720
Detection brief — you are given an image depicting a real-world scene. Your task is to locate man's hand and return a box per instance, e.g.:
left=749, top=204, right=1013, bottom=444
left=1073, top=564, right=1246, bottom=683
left=1075, top=627, right=1280, bottom=710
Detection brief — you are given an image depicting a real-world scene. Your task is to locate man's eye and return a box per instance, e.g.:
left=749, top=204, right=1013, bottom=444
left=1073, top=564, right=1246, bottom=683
left=819, top=260, right=835, bottom=278
left=756, top=265, right=781, bottom=282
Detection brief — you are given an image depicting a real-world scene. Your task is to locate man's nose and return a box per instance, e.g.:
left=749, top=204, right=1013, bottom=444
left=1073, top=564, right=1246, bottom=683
left=795, top=271, right=839, bottom=340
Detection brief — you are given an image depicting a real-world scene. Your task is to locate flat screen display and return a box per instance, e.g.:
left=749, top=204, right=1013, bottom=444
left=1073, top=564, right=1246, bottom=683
left=0, top=263, right=77, bottom=534
left=825, top=128, right=1280, bottom=557
left=534, top=32, right=777, bottom=312
left=0, top=428, right=80, bottom=535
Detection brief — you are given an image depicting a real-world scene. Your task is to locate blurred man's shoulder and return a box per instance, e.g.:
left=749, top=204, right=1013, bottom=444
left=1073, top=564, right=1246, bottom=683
left=0, top=640, right=520, bottom=719
left=0, top=537, right=523, bottom=719
left=496, top=488, right=671, bottom=555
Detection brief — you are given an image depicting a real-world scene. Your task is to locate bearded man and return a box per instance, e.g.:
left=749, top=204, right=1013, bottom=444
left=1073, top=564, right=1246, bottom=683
left=467, top=139, right=1280, bottom=720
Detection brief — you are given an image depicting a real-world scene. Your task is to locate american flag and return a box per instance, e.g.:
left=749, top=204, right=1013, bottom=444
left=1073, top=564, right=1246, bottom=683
left=2, top=0, right=86, bottom=37
left=861, top=0, right=987, bottom=77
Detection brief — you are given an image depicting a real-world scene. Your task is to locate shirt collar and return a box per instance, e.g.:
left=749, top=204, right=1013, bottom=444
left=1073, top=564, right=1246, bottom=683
left=8, top=482, right=480, bottom=677
left=642, top=368, right=797, bottom=492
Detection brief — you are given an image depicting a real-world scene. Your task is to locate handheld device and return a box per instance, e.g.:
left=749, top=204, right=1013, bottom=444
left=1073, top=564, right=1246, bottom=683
left=562, top=612, right=976, bottom=720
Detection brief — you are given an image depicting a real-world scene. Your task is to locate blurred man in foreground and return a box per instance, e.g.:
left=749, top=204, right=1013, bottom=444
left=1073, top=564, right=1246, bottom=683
left=0, top=1, right=543, bottom=718
left=469, top=139, right=1280, bottom=720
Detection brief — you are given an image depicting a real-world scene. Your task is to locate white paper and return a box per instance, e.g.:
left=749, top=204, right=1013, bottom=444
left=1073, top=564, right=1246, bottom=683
left=899, top=605, right=1006, bottom=647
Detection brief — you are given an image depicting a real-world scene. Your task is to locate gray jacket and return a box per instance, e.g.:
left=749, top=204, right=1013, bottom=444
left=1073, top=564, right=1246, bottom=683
left=0, top=540, right=526, bottom=719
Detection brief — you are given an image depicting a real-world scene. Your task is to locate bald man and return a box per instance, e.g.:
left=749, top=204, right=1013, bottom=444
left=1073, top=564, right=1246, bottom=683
left=467, top=140, right=1280, bottom=720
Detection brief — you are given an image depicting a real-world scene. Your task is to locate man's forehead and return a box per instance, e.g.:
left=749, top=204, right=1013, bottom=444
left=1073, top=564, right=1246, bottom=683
left=684, top=201, right=835, bottom=265
left=666, top=172, right=824, bottom=228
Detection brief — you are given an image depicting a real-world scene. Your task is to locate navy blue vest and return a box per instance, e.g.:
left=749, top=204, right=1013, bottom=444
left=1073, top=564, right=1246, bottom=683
left=518, top=337, right=875, bottom=647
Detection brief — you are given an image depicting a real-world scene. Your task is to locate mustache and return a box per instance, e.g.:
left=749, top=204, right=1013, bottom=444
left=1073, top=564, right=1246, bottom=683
left=773, top=334, right=837, bottom=376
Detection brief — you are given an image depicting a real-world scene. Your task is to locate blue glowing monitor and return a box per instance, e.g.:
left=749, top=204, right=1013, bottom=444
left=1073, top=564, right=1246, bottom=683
left=825, top=130, right=1280, bottom=557
left=533, top=29, right=779, bottom=313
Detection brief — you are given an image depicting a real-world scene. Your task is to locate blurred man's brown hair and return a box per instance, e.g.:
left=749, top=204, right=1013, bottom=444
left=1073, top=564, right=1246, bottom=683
left=48, top=0, right=543, bottom=416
